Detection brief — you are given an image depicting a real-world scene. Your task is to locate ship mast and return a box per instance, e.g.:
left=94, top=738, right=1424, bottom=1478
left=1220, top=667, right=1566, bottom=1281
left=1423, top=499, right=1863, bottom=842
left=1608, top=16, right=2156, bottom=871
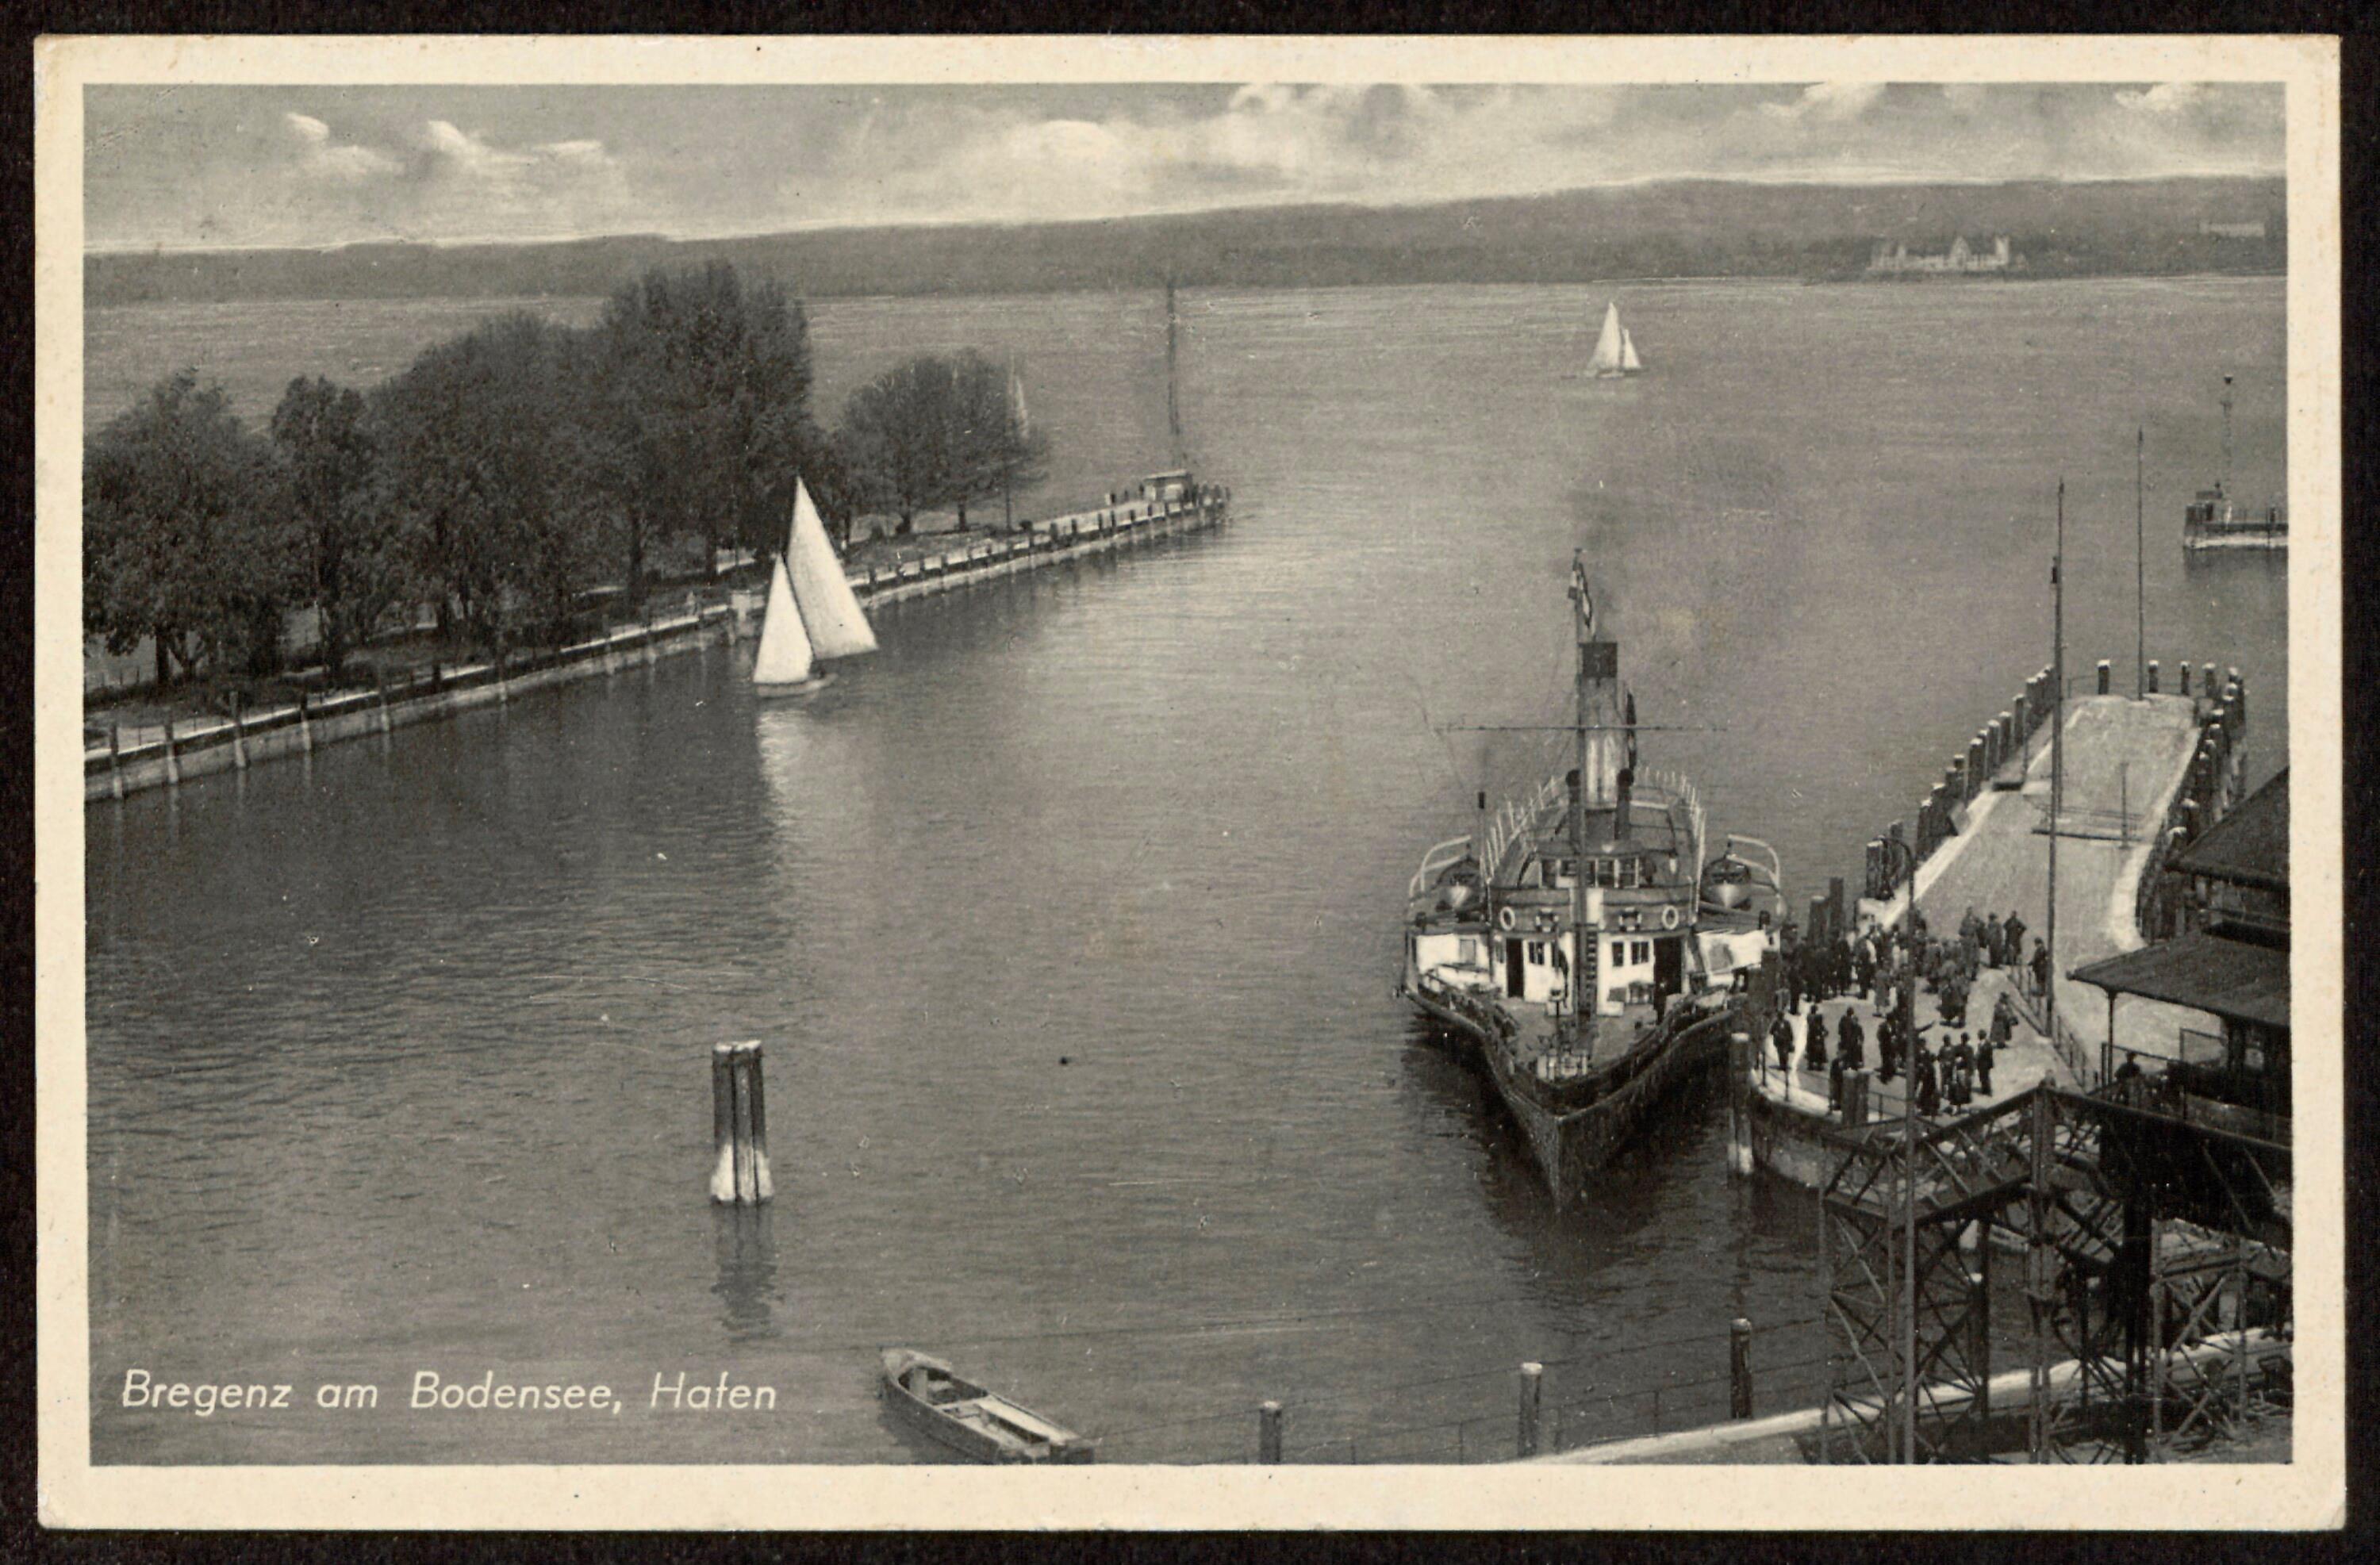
left=1572, top=566, right=1590, bottom=1038
left=1165, top=275, right=1186, bottom=469
left=2220, top=374, right=2235, bottom=499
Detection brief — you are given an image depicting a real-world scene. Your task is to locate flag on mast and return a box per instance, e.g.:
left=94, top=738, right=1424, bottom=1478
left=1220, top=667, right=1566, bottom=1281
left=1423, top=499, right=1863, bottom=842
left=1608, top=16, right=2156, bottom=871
left=1571, top=554, right=1595, bottom=638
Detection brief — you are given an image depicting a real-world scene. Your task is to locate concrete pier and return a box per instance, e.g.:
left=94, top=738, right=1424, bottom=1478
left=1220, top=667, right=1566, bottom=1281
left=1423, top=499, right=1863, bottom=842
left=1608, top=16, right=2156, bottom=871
left=1860, top=690, right=2238, bottom=1080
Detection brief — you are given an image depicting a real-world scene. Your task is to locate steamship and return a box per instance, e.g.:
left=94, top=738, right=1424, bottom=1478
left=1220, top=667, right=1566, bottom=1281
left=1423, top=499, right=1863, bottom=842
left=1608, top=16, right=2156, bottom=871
left=1398, top=557, right=1782, bottom=1203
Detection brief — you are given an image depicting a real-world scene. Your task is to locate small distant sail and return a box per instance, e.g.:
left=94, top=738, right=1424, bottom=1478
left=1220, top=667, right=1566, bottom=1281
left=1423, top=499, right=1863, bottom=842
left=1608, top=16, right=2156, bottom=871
left=1620, top=328, right=1643, bottom=374
left=783, top=477, right=877, bottom=659
left=1588, top=302, right=1626, bottom=378
left=750, top=554, right=819, bottom=688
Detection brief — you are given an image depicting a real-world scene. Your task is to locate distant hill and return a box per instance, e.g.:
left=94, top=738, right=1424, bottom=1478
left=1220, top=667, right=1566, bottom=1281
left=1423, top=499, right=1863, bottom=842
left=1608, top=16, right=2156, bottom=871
left=86, top=176, right=2286, bottom=305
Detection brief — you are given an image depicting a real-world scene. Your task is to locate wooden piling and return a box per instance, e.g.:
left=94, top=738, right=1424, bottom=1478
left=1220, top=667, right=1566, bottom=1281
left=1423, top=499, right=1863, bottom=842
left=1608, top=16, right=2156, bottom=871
left=228, top=692, right=249, bottom=769
left=2178, top=662, right=2191, bottom=696
left=709, top=1043, right=739, bottom=1204
left=161, top=717, right=180, bottom=787
left=108, top=724, right=125, bottom=800
left=2147, top=659, right=2159, bottom=694
left=1257, top=1400, right=1284, bottom=1464
left=1729, top=1319, right=1754, bottom=1419
left=2096, top=660, right=2111, bottom=695
left=740, top=1041, right=773, bottom=1203
left=296, top=690, right=314, bottom=753
left=1516, top=1362, right=1544, bottom=1458
left=374, top=668, right=393, bottom=735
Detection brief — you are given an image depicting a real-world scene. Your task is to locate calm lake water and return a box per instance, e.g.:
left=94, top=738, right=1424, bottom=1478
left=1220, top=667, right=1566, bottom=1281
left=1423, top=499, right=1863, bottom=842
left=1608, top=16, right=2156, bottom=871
left=85, top=278, right=2287, bottom=1463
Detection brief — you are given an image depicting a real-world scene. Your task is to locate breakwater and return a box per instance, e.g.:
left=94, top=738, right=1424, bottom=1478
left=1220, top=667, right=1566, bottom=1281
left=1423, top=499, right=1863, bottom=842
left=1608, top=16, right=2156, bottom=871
left=85, top=481, right=1230, bottom=803
left=84, top=606, right=726, bottom=804
left=846, top=481, right=1228, bottom=608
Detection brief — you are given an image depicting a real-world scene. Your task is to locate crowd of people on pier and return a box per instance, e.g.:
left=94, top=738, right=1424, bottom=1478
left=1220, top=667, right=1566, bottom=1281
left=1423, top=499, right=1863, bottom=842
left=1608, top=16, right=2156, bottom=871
left=1761, top=901, right=2050, bottom=1122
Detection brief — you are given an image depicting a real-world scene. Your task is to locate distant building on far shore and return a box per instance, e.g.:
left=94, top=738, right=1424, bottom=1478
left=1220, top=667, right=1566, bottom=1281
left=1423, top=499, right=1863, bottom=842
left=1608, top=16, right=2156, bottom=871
left=2200, top=219, right=2268, bottom=240
left=1867, top=235, right=2018, bottom=274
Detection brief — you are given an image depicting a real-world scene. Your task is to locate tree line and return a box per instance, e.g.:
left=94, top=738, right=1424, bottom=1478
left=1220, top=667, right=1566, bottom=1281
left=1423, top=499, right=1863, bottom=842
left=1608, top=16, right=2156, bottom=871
left=85, top=261, right=1047, bottom=691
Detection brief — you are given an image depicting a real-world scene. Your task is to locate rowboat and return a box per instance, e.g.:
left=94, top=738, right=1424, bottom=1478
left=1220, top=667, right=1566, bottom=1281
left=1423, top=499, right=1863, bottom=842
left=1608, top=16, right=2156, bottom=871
left=877, top=1349, right=1094, bottom=1463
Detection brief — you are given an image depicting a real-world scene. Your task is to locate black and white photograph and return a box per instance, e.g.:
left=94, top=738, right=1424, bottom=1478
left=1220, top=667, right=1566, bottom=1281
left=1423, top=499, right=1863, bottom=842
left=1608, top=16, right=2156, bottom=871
left=33, top=34, right=2342, bottom=1529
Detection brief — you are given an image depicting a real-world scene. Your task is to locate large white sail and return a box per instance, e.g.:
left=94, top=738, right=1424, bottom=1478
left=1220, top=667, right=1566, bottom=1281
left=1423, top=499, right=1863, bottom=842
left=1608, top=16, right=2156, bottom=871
left=750, top=554, right=819, bottom=688
left=783, top=477, right=878, bottom=659
left=1587, top=302, right=1625, bottom=377
left=1620, top=328, right=1642, bottom=374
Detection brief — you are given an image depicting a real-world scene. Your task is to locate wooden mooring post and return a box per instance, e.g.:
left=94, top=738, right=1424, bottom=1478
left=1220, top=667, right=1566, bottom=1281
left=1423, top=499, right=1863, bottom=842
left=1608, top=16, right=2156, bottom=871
left=708, top=1040, right=774, bottom=1205
left=107, top=723, right=125, bottom=800
left=374, top=668, right=393, bottom=735
left=228, top=692, right=249, bottom=770
left=296, top=690, right=314, bottom=754
left=161, top=717, right=180, bottom=787
left=1730, top=1318, right=1754, bottom=1419
left=1516, top=1361, right=1544, bottom=1457
left=1257, top=1400, right=1284, bottom=1464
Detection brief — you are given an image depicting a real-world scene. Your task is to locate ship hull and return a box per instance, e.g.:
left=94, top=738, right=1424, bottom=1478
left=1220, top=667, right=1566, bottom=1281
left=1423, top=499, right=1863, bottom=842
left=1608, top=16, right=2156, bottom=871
left=1404, top=980, right=1740, bottom=1205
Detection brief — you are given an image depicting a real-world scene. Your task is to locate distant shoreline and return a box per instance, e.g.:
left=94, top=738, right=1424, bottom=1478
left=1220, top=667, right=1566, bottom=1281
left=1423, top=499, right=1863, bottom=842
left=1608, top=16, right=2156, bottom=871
left=81, top=267, right=2287, bottom=314
left=83, top=173, right=2286, bottom=309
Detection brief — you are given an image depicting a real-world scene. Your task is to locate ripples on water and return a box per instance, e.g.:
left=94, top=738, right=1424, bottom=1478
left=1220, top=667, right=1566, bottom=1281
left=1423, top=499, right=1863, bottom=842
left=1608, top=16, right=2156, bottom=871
left=85, top=279, right=2286, bottom=1462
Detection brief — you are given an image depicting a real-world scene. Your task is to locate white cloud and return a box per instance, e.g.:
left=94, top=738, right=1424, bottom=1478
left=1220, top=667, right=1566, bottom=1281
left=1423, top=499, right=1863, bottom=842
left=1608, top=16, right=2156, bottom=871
left=283, top=109, right=398, bottom=182
left=1761, top=82, right=1887, bottom=122
left=2113, top=82, right=2205, bottom=114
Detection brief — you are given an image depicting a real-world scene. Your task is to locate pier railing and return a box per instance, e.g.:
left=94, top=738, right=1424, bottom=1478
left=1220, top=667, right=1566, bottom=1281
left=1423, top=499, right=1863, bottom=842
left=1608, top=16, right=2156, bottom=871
left=1091, top=1312, right=1833, bottom=1465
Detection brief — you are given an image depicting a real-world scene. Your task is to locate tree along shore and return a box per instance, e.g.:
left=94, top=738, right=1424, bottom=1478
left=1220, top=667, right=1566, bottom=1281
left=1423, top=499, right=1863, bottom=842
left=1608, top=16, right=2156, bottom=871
left=84, top=259, right=1044, bottom=723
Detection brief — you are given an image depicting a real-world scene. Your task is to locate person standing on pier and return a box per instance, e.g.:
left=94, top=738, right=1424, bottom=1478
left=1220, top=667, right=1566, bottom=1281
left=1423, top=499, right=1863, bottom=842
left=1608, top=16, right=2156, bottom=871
left=1951, top=1034, right=1975, bottom=1103
left=1975, top=1029, right=1995, bottom=1098
left=1853, top=931, right=1876, bottom=1000
left=2030, top=938, right=2050, bottom=1001
left=1772, top=1011, right=1795, bottom=1072
left=1807, top=1007, right=1829, bottom=1070
left=1876, top=1012, right=1899, bottom=1084
left=2005, top=911, right=2028, bottom=976
left=1828, top=1052, right=1845, bottom=1111
left=1915, top=1049, right=1940, bottom=1118
left=1839, top=1007, right=1866, bottom=1072
left=1983, top=912, right=2005, bottom=969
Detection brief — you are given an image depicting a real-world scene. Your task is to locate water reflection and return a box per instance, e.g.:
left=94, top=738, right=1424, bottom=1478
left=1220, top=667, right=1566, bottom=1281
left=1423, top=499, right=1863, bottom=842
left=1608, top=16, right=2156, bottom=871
left=711, top=1204, right=781, bottom=1344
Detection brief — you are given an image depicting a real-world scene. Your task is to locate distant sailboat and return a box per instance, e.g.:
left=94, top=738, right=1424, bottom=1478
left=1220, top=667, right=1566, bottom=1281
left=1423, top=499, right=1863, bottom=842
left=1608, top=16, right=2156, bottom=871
left=1620, top=327, right=1643, bottom=375
left=750, top=551, right=831, bottom=697
left=1587, top=302, right=1626, bottom=378
left=781, top=477, right=877, bottom=659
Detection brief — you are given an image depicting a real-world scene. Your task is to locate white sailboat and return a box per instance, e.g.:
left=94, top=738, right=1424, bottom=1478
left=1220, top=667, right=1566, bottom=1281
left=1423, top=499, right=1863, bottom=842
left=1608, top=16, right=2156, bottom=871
left=1620, top=326, right=1643, bottom=375
left=750, top=552, right=831, bottom=698
left=782, top=477, right=877, bottom=659
left=1587, top=301, right=1626, bottom=378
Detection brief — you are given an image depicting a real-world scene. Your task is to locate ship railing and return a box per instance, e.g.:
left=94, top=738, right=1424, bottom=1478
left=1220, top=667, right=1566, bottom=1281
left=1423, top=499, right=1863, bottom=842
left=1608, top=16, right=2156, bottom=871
left=1409, top=836, right=1477, bottom=900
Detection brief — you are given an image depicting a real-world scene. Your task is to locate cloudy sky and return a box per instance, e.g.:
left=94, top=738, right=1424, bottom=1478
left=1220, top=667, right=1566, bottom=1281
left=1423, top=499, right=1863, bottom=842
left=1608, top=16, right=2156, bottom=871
left=83, top=81, right=2283, bottom=252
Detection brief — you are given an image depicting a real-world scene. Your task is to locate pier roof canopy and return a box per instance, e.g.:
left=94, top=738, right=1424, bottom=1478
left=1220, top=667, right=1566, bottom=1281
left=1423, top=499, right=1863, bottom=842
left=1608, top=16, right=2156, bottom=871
left=2172, top=769, right=2289, bottom=893
left=2070, top=931, right=2290, bottom=1032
